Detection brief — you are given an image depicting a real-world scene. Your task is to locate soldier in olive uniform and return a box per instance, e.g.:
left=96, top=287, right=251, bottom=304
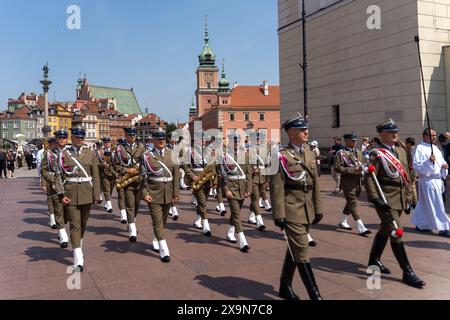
left=142, top=129, right=180, bottom=262
left=334, top=133, right=371, bottom=236
left=114, top=128, right=146, bottom=242
left=115, top=138, right=128, bottom=224
left=41, top=131, right=70, bottom=248
left=58, top=127, right=101, bottom=272
left=41, top=137, right=57, bottom=230
left=182, top=133, right=217, bottom=237
left=97, top=137, right=116, bottom=213
left=365, top=120, right=425, bottom=288
left=218, top=134, right=252, bottom=252
left=269, top=113, right=323, bottom=300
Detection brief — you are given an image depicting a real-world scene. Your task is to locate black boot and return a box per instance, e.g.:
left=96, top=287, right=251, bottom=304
left=297, top=263, right=323, bottom=300
left=279, top=252, right=300, bottom=300
left=390, top=241, right=425, bottom=289
left=368, top=232, right=391, bottom=274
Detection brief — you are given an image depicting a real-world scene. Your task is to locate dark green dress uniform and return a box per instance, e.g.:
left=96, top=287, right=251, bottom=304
left=334, top=133, right=371, bottom=236
left=41, top=142, right=69, bottom=248
left=218, top=144, right=252, bottom=253
left=141, top=130, right=180, bottom=263
left=365, top=119, right=425, bottom=288
left=269, top=113, right=323, bottom=301
left=114, top=128, right=146, bottom=241
left=58, top=127, right=101, bottom=271
left=182, top=145, right=217, bottom=236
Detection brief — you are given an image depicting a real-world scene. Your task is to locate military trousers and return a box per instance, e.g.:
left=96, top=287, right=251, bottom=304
left=250, top=183, right=263, bottom=216
left=194, top=186, right=210, bottom=219
left=101, top=175, right=115, bottom=201
left=216, top=185, right=224, bottom=204
left=258, top=183, right=269, bottom=201
left=47, top=184, right=69, bottom=230
left=374, top=207, right=403, bottom=244
left=148, top=202, right=170, bottom=241
left=342, top=184, right=361, bottom=221
left=284, top=221, right=310, bottom=263
left=124, top=181, right=141, bottom=223
left=118, top=187, right=126, bottom=210
left=228, top=198, right=245, bottom=233
left=67, top=204, right=91, bottom=248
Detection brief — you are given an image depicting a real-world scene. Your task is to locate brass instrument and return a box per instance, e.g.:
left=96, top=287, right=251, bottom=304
left=192, top=162, right=216, bottom=191
left=101, top=150, right=115, bottom=178
left=116, top=169, right=141, bottom=190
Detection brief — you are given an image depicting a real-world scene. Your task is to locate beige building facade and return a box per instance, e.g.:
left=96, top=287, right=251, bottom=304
left=278, top=0, right=450, bottom=146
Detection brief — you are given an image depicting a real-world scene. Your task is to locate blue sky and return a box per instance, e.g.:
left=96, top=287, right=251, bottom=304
left=0, top=0, right=279, bottom=123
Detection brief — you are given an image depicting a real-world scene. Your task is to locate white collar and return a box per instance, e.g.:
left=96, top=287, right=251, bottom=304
left=291, top=143, right=304, bottom=154
left=382, top=143, right=395, bottom=151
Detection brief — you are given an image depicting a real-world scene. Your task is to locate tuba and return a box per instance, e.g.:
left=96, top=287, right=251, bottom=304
left=192, top=162, right=216, bottom=191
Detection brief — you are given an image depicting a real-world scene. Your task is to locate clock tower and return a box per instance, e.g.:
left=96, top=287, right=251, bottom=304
left=195, top=16, right=219, bottom=117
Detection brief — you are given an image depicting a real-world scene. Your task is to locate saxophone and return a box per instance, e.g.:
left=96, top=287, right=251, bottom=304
left=116, top=170, right=141, bottom=190
left=192, top=162, right=216, bottom=191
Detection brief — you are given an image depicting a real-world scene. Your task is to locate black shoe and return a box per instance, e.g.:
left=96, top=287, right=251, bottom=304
left=240, top=245, right=249, bottom=253
left=248, top=220, right=257, bottom=225
left=193, top=223, right=203, bottom=230
left=173, top=215, right=179, bottom=221
left=107, top=209, right=113, bottom=213
left=129, top=236, right=137, bottom=242
left=265, top=208, right=272, bottom=212
left=203, top=231, right=212, bottom=237
left=121, top=220, right=127, bottom=224
left=279, top=251, right=300, bottom=300
left=60, top=242, right=68, bottom=249
left=51, top=224, right=57, bottom=230
left=257, top=225, right=266, bottom=231
left=438, top=230, right=450, bottom=238
left=76, top=265, right=84, bottom=272
left=403, top=270, right=426, bottom=288
left=161, top=256, right=171, bottom=263
left=337, top=223, right=352, bottom=230
left=220, top=211, right=227, bottom=217
left=309, top=240, right=317, bottom=247
left=415, top=226, right=432, bottom=233
left=368, top=258, right=391, bottom=274
left=297, top=263, right=323, bottom=300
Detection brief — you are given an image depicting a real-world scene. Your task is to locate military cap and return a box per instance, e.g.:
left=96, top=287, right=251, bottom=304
left=54, top=129, right=69, bottom=138
left=101, top=137, right=111, bottom=142
left=376, top=119, right=398, bottom=133
left=47, top=137, right=57, bottom=144
left=152, top=128, right=166, bottom=140
left=282, top=113, right=308, bottom=131
left=70, top=127, right=86, bottom=138
left=124, top=127, right=137, bottom=136
left=343, top=132, right=357, bottom=141
left=117, top=138, right=126, bottom=145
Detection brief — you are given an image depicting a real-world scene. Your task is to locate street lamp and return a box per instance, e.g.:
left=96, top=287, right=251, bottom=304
left=40, top=63, right=52, bottom=138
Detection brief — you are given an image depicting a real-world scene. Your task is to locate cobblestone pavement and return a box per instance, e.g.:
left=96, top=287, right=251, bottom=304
left=0, top=168, right=449, bottom=300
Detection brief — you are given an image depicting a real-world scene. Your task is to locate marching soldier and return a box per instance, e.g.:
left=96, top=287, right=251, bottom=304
left=218, top=134, right=252, bottom=252
left=58, top=127, right=101, bottom=271
left=114, top=128, right=146, bottom=242
left=166, top=134, right=180, bottom=221
left=41, top=133, right=69, bottom=248
left=270, top=113, right=323, bottom=300
left=41, top=138, right=57, bottom=230
left=182, top=133, right=217, bottom=237
left=115, top=138, right=128, bottom=224
left=141, top=129, right=180, bottom=262
left=97, top=137, right=116, bottom=213
left=365, top=120, right=425, bottom=288
left=334, top=133, right=371, bottom=236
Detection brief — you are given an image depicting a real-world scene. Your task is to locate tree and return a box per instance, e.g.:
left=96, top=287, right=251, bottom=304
left=165, top=123, right=178, bottom=137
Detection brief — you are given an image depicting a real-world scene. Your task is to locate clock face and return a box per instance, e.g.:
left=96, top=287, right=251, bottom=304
left=205, top=73, right=213, bottom=81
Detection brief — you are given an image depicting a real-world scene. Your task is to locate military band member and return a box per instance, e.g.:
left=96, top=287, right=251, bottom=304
left=58, top=127, right=101, bottom=271
left=142, top=129, right=180, bottom=262
left=40, top=138, right=57, bottom=230
left=270, top=113, right=323, bottom=300
left=41, top=133, right=69, bottom=248
left=97, top=137, right=116, bottom=213
left=365, top=119, right=425, bottom=288
left=248, top=147, right=267, bottom=231
left=166, top=135, right=180, bottom=221
left=182, top=134, right=217, bottom=236
left=218, top=134, right=252, bottom=252
left=115, top=138, right=128, bottom=224
left=334, top=133, right=371, bottom=236
left=114, top=128, right=146, bottom=242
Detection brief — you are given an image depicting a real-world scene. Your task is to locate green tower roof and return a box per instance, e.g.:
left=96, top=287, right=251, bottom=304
left=198, top=16, right=216, bottom=66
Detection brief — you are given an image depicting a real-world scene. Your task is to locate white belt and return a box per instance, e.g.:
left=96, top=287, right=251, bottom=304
left=66, top=177, right=92, bottom=183
left=192, top=168, right=204, bottom=172
left=149, top=177, right=173, bottom=182
left=228, top=175, right=246, bottom=180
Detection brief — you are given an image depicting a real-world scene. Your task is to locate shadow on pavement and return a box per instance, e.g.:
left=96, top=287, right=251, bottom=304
left=22, top=217, right=51, bottom=228
left=22, top=208, right=49, bottom=215
left=404, top=240, right=450, bottom=251
left=194, top=274, right=278, bottom=300
left=23, top=246, right=72, bottom=266
left=86, top=225, right=128, bottom=239
left=100, top=239, right=159, bottom=260
left=18, top=230, right=58, bottom=245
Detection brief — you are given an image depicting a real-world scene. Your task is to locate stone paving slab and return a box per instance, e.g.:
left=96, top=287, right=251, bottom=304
left=0, top=168, right=449, bottom=300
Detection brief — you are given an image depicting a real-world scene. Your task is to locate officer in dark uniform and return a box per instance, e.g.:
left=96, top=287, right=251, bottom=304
left=365, top=119, right=425, bottom=288
left=270, top=113, right=323, bottom=300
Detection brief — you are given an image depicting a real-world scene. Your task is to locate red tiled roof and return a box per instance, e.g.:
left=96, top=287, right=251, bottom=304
left=230, top=86, right=280, bottom=108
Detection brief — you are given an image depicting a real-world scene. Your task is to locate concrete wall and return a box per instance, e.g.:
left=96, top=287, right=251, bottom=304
left=278, top=0, right=450, bottom=146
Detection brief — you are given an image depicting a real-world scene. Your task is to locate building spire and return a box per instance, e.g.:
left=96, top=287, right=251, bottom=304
left=204, top=14, right=209, bottom=44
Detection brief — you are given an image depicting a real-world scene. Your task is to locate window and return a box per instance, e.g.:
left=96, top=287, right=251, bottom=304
left=2, top=123, right=7, bottom=129
left=30, top=122, right=34, bottom=129
left=14, top=122, right=19, bottom=129
left=229, top=112, right=235, bottom=121
left=332, top=105, right=340, bottom=128
left=207, top=82, right=211, bottom=89
left=2, top=132, right=7, bottom=139
left=244, top=113, right=250, bottom=121
left=223, top=100, right=228, bottom=105
left=259, top=113, right=265, bottom=121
